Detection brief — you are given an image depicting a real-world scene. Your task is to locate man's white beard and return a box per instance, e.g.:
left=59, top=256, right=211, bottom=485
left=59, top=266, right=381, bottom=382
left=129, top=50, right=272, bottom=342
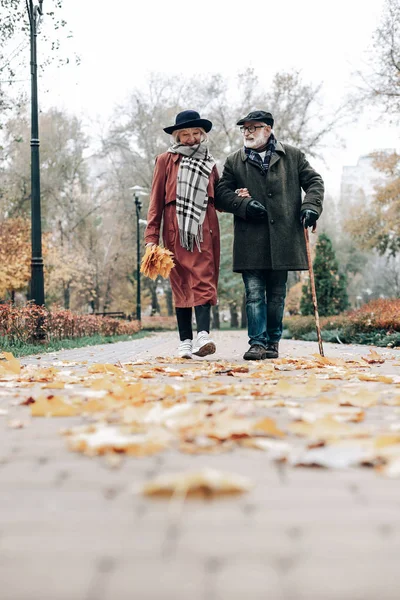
left=244, top=132, right=268, bottom=150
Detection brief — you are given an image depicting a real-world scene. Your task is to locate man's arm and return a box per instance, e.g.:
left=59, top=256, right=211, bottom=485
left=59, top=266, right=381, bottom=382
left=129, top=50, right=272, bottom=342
left=298, top=153, right=324, bottom=218
left=215, top=158, right=251, bottom=220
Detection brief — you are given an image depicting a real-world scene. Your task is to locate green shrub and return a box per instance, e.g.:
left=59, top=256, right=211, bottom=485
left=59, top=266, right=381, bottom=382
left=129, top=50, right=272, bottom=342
left=300, top=233, right=349, bottom=317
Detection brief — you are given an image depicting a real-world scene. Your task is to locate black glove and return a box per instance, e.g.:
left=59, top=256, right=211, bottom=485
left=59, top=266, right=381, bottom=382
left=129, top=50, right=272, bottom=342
left=300, top=208, right=319, bottom=229
left=246, top=200, right=268, bottom=221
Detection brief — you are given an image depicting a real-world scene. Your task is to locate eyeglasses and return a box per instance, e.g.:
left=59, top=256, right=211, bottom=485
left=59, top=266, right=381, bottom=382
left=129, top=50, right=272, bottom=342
left=239, top=125, right=268, bottom=134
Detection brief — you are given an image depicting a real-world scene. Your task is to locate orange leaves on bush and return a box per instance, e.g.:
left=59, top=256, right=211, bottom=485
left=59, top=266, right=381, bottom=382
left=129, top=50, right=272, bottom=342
left=0, top=303, right=140, bottom=344
left=140, top=245, right=175, bottom=280
left=349, top=299, right=400, bottom=332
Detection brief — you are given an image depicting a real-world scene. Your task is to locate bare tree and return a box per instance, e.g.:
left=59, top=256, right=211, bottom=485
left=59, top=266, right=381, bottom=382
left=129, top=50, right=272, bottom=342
left=352, top=0, right=400, bottom=120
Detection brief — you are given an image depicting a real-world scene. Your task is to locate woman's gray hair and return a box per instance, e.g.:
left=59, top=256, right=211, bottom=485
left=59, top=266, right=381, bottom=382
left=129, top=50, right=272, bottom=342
left=172, top=127, right=208, bottom=143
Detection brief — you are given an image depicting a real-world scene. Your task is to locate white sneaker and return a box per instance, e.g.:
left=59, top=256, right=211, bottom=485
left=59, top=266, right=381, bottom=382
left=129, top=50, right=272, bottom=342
left=192, top=331, right=216, bottom=357
left=178, top=339, right=193, bottom=359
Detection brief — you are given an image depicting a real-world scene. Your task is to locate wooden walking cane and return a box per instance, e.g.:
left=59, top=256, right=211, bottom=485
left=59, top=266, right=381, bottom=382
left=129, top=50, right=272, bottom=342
left=303, top=226, right=324, bottom=357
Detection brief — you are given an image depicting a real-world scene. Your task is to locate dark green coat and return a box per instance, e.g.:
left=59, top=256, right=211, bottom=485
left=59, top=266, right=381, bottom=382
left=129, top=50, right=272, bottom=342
left=215, top=141, right=324, bottom=271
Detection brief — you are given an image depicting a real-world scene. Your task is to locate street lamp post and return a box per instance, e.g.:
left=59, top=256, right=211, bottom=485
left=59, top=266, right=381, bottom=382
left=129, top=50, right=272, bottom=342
left=27, top=0, right=45, bottom=306
left=130, top=186, right=144, bottom=322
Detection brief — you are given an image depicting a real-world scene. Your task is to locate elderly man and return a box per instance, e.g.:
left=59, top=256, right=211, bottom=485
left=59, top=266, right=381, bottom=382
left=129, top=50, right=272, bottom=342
left=215, top=110, right=324, bottom=360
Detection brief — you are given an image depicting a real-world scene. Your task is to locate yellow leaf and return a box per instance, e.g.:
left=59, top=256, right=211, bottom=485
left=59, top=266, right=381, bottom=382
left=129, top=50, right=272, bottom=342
left=31, top=396, right=80, bottom=417
left=140, top=468, right=253, bottom=497
left=252, top=417, right=285, bottom=438
left=1, top=352, right=21, bottom=375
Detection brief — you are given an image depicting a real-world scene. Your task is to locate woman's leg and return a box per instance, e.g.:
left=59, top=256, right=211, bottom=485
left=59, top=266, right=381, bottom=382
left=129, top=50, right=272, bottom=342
left=175, top=307, right=193, bottom=341
left=193, top=303, right=215, bottom=357
left=194, top=303, right=211, bottom=333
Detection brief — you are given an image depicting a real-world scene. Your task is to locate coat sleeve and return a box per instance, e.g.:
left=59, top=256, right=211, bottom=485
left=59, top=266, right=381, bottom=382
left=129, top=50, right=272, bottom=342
left=144, top=155, right=167, bottom=245
left=298, top=152, right=324, bottom=217
left=208, top=164, right=220, bottom=199
left=214, top=157, right=251, bottom=220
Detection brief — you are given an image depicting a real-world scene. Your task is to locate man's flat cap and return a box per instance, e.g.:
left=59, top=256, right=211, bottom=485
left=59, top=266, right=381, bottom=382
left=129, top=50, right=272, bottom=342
left=236, top=110, right=274, bottom=127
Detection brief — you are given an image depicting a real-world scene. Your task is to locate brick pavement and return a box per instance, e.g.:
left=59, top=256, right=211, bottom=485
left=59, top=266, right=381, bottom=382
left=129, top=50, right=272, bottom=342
left=1, top=331, right=400, bottom=600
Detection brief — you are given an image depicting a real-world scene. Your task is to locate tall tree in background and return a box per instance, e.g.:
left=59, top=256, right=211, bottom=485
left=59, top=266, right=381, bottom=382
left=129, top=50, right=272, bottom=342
left=0, top=0, right=77, bottom=121
left=344, top=151, right=400, bottom=256
left=301, top=233, right=349, bottom=316
left=0, top=217, right=35, bottom=299
left=0, top=104, right=127, bottom=312
left=354, top=0, right=400, bottom=120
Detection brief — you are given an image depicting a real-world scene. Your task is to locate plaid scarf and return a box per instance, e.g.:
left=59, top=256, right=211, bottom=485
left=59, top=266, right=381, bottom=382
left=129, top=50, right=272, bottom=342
left=168, top=141, right=216, bottom=252
left=244, top=133, right=277, bottom=174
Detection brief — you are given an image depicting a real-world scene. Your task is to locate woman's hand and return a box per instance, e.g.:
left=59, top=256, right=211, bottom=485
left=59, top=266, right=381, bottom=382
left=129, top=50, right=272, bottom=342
left=235, top=188, right=251, bottom=198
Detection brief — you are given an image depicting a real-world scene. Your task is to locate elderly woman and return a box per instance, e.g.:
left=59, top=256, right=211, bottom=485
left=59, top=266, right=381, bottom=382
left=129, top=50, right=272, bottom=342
left=144, top=110, right=220, bottom=358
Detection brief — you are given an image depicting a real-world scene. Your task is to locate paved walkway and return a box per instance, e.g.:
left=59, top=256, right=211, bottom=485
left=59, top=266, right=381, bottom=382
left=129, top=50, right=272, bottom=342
left=1, top=331, right=400, bottom=600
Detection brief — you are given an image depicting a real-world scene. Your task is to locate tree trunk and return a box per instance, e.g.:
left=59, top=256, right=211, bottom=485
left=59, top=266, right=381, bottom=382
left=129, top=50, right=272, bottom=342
left=241, top=292, right=247, bottom=328
left=63, top=283, right=70, bottom=310
left=94, top=286, right=100, bottom=312
left=229, top=301, right=239, bottom=328
left=165, top=281, right=174, bottom=316
left=150, top=280, right=161, bottom=315
left=211, top=305, right=220, bottom=330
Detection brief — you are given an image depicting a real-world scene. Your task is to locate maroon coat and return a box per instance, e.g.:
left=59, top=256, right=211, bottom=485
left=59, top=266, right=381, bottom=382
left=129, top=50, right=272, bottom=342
left=144, top=152, right=220, bottom=308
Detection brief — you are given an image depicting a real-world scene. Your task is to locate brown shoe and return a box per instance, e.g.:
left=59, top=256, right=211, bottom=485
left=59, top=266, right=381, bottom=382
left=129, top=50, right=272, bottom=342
left=243, top=345, right=267, bottom=361
left=265, top=342, right=279, bottom=359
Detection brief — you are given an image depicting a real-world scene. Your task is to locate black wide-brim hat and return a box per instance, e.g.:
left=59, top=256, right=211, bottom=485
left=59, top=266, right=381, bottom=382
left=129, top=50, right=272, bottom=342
left=236, top=110, right=274, bottom=128
left=163, top=110, right=213, bottom=135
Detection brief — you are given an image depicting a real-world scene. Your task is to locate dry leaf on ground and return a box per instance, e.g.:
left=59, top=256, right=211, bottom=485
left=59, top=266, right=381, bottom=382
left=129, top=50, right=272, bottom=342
left=289, top=444, right=372, bottom=469
left=287, top=416, right=368, bottom=441
left=362, top=349, right=385, bottom=364
left=140, top=467, right=253, bottom=497
left=66, top=424, right=172, bottom=456
left=252, top=417, right=285, bottom=437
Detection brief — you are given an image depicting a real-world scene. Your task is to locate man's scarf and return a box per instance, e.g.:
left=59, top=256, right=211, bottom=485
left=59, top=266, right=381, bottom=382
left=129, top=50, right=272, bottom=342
left=244, top=133, right=277, bottom=174
left=168, top=141, right=216, bottom=252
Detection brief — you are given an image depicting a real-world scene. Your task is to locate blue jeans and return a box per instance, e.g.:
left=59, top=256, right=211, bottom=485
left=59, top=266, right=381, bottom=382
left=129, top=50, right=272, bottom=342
left=242, top=270, right=288, bottom=348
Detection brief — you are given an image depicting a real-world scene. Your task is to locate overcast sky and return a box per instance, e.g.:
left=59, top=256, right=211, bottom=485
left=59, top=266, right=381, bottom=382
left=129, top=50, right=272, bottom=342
left=30, top=0, right=400, bottom=194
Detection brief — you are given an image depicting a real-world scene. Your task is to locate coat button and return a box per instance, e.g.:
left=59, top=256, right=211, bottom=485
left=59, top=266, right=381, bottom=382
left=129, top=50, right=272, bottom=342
left=316, top=199, right=322, bottom=205
left=270, top=219, right=275, bottom=224
left=233, top=202, right=238, bottom=208
left=267, top=192, right=272, bottom=197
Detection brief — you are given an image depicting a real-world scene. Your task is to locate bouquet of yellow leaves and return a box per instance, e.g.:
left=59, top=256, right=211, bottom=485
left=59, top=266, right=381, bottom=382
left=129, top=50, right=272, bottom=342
left=140, top=245, right=175, bottom=280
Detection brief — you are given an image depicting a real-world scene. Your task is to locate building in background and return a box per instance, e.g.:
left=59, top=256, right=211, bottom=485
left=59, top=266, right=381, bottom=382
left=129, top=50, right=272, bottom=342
left=339, top=151, right=394, bottom=209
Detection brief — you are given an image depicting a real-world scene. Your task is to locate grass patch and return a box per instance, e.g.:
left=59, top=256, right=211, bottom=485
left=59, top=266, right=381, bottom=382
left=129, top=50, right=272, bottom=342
left=0, top=331, right=151, bottom=358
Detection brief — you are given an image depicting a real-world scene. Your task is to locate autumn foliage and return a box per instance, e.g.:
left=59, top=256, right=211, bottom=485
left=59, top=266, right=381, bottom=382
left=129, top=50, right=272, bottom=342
left=140, top=245, right=175, bottom=280
left=0, top=304, right=140, bottom=345
left=285, top=298, right=400, bottom=342
left=0, top=218, right=32, bottom=298
left=345, top=299, right=400, bottom=332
